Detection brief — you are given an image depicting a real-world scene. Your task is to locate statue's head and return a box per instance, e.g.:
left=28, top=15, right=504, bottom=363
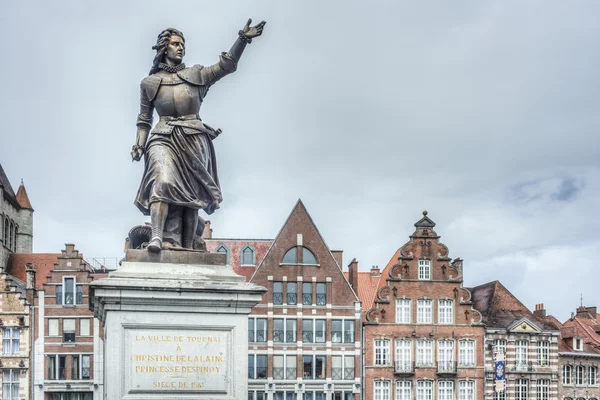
left=149, top=28, right=186, bottom=75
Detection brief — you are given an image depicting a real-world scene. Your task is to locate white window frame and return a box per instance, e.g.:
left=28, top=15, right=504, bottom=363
left=515, top=340, right=528, bottom=370
left=438, top=380, right=454, bottom=400
left=537, top=341, right=549, bottom=366
left=48, top=319, right=59, bottom=337
left=62, top=276, right=76, bottom=305
left=248, top=317, right=267, bottom=343
left=575, top=365, right=585, bottom=385
left=395, top=380, right=411, bottom=400
left=515, top=379, right=528, bottom=400
left=2, top=369, right=20, bottom=400
left=395, top=339, right=412, bottom=371
left=395, top=299, right=411, bottom=324
left=416, top=380, right=433, bottom=400
left=374, top=380, right=391, bottom=400
left=458, top=339, right=475, bottom=367
left=458, top=380, right=475, bottom=400
left=80, top=319, right=91, bottom=336
left=332, top=355, right=354, bottom=381
left=438, top=340, right=454, bottom=365
left=574, top=337, right=583, bottom=351
left=417, top=299, right=433, bottom=323
left=241, top=245, right=256, bottom=266
left=536, top=379, right=549, bottom=400
left=589, top=365, right=597, bottom=386
left=416, top=340, right=433, bottom=367
left=2, top=328, right=20, bottom=355
left=438, top=299, right=453, bottom=324
left=418, top=260, right=431, bottom=280
left=375, top=339, right=391, bottom=366
left=563, top=364, right=573, bottom=385
left=493, top=339, right=507, bottom=356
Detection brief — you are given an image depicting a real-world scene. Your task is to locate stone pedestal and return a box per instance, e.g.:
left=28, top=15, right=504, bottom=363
left=90, top=250, right=266, bottom=400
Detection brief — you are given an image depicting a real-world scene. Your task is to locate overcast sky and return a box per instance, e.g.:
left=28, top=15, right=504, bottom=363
left=1, top=1, right=599, bottom=321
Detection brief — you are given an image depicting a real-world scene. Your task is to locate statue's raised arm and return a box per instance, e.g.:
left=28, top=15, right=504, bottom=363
left=131, top=19, right=266, bottom=253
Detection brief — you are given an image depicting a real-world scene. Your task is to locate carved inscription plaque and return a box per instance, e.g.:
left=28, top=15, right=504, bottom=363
left=125, top=327, right=230, bottom=394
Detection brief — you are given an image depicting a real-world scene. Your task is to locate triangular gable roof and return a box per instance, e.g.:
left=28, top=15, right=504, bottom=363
left=250, top=199, right=358, bottom=302
left=15, top=182, right=33, bottom=210
left=507, top=317, right=542, bottom=333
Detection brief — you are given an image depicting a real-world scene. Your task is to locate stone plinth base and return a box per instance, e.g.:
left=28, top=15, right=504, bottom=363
left=90, top=250, right=266, bottom=400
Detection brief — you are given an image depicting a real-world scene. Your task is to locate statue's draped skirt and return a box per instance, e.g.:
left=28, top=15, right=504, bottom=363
left=134, top=128, right=222, bottom=217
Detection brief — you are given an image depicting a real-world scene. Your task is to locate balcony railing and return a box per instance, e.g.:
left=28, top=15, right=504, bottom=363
left=437, top=361, right=457, bottom=375
left=56, top=293, right=62, bottom=304
left=286, top=331, right=296, bottom=342
left=273, top=330, right=284, bottom=342
left=248, top=367, right=254, bottom=379
left=302, top=331, right=313, bottom=343
left=302, top=294, right=312, bottom=305
left=82, top=367, right=90, bottom=380
left=316, top=294, right=326, bottom=306
left=273, top=293, right=283, bottom=305
left=273, top=367, right=284, bottom=380
left=394, top=361, right=415, bottom=375
left=287, top=293, right=297, bottom=305
left=511, top=361, right=534, bottom=372
left=331, top=331, right=342, bottom=343
left=248, top=331, right=266, bottom=343
left=416, top=361, right=434, bottom=368
left=344, top=367, right=354, bottom=380
left=344, top=332, right=355, bottom=343
left=286, top=368, right=296, bottom=379
left=315, top=333, right=326, bottom=343
left=332, top=368, right=343, bottom=380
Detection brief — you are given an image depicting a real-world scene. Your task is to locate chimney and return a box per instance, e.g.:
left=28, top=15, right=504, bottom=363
left=348, top=258, right=359, bottom=294
left=576, top=306, right=591, bottom=319
left=202, top=220, right=213, bottom=239
left=586, top=306, right=597, bottom=319
left=533, top=303, right=546, bottom=318
left=370, top=265, right=381, bottom=277
left=25, top=263, right=36, bottom=303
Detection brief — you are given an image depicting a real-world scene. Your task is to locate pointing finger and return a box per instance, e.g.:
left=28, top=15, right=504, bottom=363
left=245, top=18, right=252, bottom=28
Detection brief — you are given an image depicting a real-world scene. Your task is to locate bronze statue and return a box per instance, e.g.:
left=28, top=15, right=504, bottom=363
left=132, top=19, right=266, bottom=253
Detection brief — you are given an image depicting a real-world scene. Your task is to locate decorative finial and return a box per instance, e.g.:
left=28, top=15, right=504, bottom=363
left=580, top=293, right=583, bottom=307
left=423, top=210, right=428, bottom=216
left=20, top=178, right=23, bottom=185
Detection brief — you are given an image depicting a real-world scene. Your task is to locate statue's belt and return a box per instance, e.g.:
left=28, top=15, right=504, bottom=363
left=152, top=114, right=221, bottom=138
left=160, top=114, right=200, bottom=122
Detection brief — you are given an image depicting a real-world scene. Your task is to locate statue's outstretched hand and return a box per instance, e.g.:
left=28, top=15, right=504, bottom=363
left=131, top=145, right=144, bottom=162
left=242, top=18, right=266, bottom=39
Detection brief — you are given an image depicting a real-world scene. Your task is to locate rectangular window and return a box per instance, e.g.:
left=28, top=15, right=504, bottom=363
left=332, top=356, right=342, bottom=380
left=458, top=381, right=474, bottom=400
left=48, top=355, right=56, bottom=380
left=304, top=355, right=324, bottom=379
left=286, top=355, right=296, bottom=380
left=374, top=380, right=391, bottom=400
left=332, top=320, right=342, bottom=343
left=438, top=340, right=454, bottom=372
left=248, top=318, right=255, bottom=342
left=287, top=282, right=297, bottom=305
left=248, top=318, right=267, bottom=343
left=589, top=366, right=597, bottom=385
left=574, top=337, right=583, bottom=351
left=416, top=340, right=433, bottom=367
left=395, top=299, right=411, bottom=324
left=273, top=355, right=284, bottom=379
left=248, top=355, right=267, bottom=379
left=80, top=319, right=90, bottom=336
left=438, top=299, right=453, bottom=324
left=3, top=328, right=20, bottom=355
left=302, top=320, right=314, bottom=343
left=417, top=299, right=432, bottom=323
left=64, top=277, right=75, bottom=305
left=395, top=381, right=411, bottom=400
left=537, top=341, right=549, bottom=366
left=515, top=379, right=528, bottom=400
left=302, top=283, right=312, bottom=305
left=82, top=355, right=91, bottom=379
left=576, top=365, right=585, bottom=385
left=493, top=339, right=507, bottom=356
left=375, top=339, right=391, bottom=365
left=56, top=285, right=63, bottom=304
left=48, top=319, right=59, bottom=336
left=2, top=369, right=20, bottom=400
left=72, top=355, right=80, bottom=380
left=458, top=340, right=475, bottom=367
left=63, top=319, right=76, bottom=343
left=316, top=283, right=326, bottom=306
left=344, top=356, right=354, bottom=380
left=418, top=260, right=431, bottom=280
left=395, top=339, right=412, bottom=372
left=536, top=379, right=549, bottom=400
left=563, top=364, right=572, bottom=385
left=274, top=319, right=284, bottom=343
left=344, top=320, right=354, bottom=343
left=76, top=285, right=83, bottom=304
left=438, top=381, right=454, bottom=400
left=315, top=319, right=326, bottom=343
left=493, top=391, right=506, bottom=400
left=515, top=340, right=528, bottom=371
left=315, top=355, right=325, bottom=379
left=59, top=355, right=66, bottom=380
left=416, top=380, right=432, bottom=400
left=273, top=282, right=283, bottom=305
left=286, top=319, right=296, bottom=343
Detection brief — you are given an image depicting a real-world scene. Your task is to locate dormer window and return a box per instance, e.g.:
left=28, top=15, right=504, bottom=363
left=574, top=337, right=583, bottom=351
left=418, top=260, right=431, bottom=280
left=241, top=245, right=256, bottom=266
left=215, top=244, right=230, bottom=265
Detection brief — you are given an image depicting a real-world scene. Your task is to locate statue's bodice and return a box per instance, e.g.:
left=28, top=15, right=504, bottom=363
left=153, top=74, right=202, bottom=117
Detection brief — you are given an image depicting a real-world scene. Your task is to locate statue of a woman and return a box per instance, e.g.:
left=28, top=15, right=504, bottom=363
left=131, top=20, right=266, bottom=253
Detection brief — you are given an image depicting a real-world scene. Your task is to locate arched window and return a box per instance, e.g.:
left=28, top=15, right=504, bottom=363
left=282, top=246, right=318, bottom=265
left=13, top=225, right=18, bottom=252
left=215, top=244, right=230, bottom=265
left=3, top=217, right=7, bottom=246
left=241, top=245, right=256, bottom=266
left=563, top=364, right=572, bottom=385
left=9, top=221, right=14, bottom=251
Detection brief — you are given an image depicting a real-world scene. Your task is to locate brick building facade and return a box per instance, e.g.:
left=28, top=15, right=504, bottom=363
left=471, top=282, right=561, bottom=400
left=558, top=306, right=600, bottom=400
left=247, top=200, right=361, bottom=400
left=361, top=212, right=485, bottom=400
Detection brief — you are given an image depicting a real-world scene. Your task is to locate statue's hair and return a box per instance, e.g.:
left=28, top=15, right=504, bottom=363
left=149, top=28, right=185, bottom=75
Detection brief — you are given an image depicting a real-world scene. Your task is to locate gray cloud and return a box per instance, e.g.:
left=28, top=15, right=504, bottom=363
left=1, top=1, right=599, bottom=320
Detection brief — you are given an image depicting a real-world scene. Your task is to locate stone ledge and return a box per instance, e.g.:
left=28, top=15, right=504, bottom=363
left=125, top=249, right=226, bottom=266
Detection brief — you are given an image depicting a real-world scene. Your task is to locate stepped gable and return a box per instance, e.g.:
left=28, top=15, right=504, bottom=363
left=470, top=280, right=560, bottom=330
left=7, top=253, right=61, bottom=289
left=15, top=181, right=33, bottom=210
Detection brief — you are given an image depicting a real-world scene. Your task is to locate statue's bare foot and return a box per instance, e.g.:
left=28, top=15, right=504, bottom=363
left=162, top=241, right=174, bottom=250
left=147, top=237, right=162, bottom=253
